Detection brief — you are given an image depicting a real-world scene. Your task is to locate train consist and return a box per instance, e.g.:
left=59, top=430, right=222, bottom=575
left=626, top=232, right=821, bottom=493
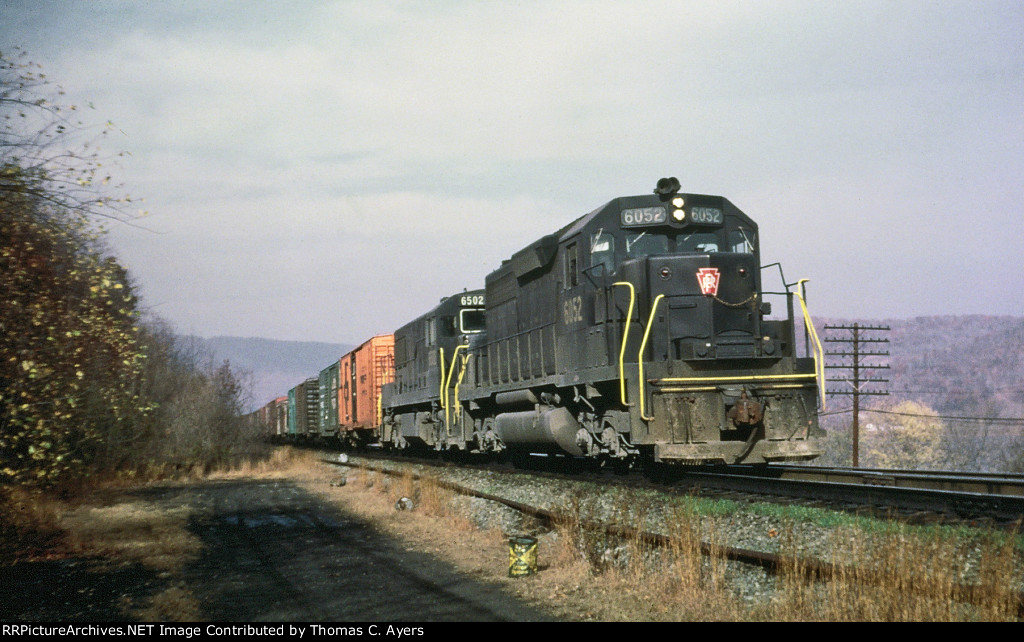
left=258, top=178, right=826, bottom=465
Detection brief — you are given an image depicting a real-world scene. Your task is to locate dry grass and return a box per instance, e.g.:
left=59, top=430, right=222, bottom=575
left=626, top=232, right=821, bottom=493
left=538, top=490, right=745, bottom=620
left=0, top=486, right=65, bottom=561
left=125, top=586, right=202, bottom=622
left=58, top=501, right=200, bottom=572
left=206, top=446, right=321, bottom=481
left=0, top=489, right=204, bottom=621
left=769, top=523, right=1022, bottom=621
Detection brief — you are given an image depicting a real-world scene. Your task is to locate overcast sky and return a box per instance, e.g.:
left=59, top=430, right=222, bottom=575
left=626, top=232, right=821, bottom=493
left=3, top=1, right=1022, bottom=344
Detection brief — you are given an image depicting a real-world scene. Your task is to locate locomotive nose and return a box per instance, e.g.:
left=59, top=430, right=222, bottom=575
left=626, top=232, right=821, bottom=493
left=645, top=253, right=761, bottom=360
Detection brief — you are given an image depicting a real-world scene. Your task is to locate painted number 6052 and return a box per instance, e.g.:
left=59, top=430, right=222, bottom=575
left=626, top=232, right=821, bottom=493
left=563, top=296, right=583, bottom=325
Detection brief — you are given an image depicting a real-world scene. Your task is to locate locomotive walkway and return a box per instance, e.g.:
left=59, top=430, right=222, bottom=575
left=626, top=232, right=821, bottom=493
left=2, top=479, right=553, bottom=622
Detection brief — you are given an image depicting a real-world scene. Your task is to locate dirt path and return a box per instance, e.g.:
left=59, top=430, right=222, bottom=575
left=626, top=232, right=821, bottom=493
left=2, top=478, right=553, bottom=622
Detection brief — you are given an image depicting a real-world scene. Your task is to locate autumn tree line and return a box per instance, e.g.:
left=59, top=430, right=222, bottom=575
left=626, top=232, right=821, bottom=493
left=1, top=50, right=265, bottom=492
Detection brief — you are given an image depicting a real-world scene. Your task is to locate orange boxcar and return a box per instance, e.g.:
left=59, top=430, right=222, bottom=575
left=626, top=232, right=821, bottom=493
left=337, top=334, right=395, bottom=442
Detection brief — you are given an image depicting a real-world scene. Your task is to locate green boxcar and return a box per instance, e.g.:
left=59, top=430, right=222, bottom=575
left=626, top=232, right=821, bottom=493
left=287, top=387, right=298, bottom=436
left=319, top=361, right=340, bottom=439
left=301, top=377, right=320, bottom=437
left=288, top=378, right=320, bottom=438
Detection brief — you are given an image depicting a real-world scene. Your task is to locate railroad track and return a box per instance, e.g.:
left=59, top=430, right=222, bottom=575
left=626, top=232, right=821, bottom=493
left=322, top=454, right=1024, bottom=617
left=668, top=464, right=1024, bottom=525
left=324, top=446, right=1024, bottom=526
left=734, top=463, right=1024, bottom=495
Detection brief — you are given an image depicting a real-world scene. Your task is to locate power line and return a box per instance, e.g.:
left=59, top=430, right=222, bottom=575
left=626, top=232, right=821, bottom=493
left=864, top=408, right=1024, bottom=424
left=820, top=407, right=1024, bottom=425
left=884, top=388, right=1024, bottom=395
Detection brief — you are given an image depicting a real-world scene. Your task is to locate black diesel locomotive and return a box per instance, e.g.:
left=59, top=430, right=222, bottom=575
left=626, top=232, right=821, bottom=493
left=381, top=289, right=486, bottom=451
left=380, top=178, right=825, bottom=465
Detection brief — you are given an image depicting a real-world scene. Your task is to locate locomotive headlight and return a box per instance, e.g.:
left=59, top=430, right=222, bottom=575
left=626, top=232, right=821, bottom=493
left=672, top=208, right=686, bottom=221
left=672, top=196, right=685, bottom=208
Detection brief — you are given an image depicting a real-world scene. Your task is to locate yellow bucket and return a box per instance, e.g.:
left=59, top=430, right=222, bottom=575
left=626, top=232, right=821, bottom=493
left=508, top=536, right=538, bottom=577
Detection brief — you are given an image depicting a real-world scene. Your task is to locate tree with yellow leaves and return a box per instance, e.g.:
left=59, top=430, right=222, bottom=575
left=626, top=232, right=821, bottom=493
left=1, top=50, right=144, bottom=486
left=862, top=400, right=945, bottom=470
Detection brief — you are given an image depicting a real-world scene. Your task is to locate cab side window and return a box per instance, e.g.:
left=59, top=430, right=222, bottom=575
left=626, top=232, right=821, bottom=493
left=590, top=231, right=615, bottom=276
left=565, top=242, right=578, bottom=288
left=425, top=318, right=436, bottom=347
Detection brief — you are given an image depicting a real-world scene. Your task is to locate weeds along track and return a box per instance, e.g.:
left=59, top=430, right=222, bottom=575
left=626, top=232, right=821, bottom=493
left=323, top=453, right=1024, bottom=619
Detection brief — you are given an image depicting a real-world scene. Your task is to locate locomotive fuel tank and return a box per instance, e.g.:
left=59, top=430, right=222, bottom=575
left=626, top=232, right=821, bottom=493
left=494, top=407, right=585, bottom=456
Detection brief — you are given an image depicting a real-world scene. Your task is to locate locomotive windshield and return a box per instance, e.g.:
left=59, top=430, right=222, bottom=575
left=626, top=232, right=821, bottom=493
left=459, top=309, right=485, bottom=334
left=582, top=225, right=758, bottom=276
left=676, top=232, right=721, bottom=254
left=625, top=231, right=667, bottom=255
left=619, top=228, right=756, bottom=259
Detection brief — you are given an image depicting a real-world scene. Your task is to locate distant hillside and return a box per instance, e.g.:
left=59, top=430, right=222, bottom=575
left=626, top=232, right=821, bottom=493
left=814, top=315, right=1024, bottom=418
left=178, top=336, right=353, bottom=411
left=810, top=315, right=1024, bottom=470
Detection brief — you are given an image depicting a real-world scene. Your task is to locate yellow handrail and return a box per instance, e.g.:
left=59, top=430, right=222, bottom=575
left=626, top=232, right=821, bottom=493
left=443, top=344, right=467, bottom=433
left=453, top=352, right=471, bottom=426
left=794, top=279, right=826, bottom=411
left=376, top=391, right=383, bottom=427
left=438, top=347, right=446, bottom=428
left=637, top=294, right=665, bottom=421
left=611, top=281, right=636, bottom=406
left=657, top=374, right=818, bottom=383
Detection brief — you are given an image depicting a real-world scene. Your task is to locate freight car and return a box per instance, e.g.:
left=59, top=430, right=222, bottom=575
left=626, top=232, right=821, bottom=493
left=284, top=337, right=398, bottom=447
left=318, top=359, right=341, bottom=442
left=272, top=396, right=289, bottom=439
left=338, top=334, right=396, bottom=447
left=287, top=377, right=319, bottom=440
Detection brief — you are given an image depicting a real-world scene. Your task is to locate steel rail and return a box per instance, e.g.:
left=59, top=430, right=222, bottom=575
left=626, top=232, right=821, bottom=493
left=771, top=464, right=1024, bottom=496
left=671, top=468, right=1024, bottom=522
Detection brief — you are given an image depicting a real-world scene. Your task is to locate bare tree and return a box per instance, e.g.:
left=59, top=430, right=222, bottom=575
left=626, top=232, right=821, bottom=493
left=1, top=47, right=142, bottom=223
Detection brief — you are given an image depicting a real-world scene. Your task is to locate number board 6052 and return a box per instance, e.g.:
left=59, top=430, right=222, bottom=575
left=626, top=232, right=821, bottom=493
left=690, top=207, right=723, bottom=224
left=620, top=207, right=667, bottom=226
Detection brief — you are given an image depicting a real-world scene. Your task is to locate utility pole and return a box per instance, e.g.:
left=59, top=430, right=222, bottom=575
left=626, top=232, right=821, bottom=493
left=824, top=323, right=890, bottom=467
